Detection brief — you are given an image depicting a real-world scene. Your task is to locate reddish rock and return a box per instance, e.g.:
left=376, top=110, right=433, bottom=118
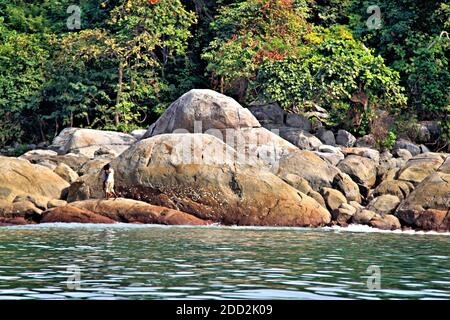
left=0, top=217, right=30, bottom=226
left=69, top=199, right=211, bottom=226
left=41, top=205, right=116, bottom=224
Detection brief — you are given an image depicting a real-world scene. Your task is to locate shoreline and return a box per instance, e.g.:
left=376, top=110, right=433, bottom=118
left=3, top=222, right=449, bottom=236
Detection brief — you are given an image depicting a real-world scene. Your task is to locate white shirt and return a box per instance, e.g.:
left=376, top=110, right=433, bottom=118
left=103, top=168, right=114, bottom=182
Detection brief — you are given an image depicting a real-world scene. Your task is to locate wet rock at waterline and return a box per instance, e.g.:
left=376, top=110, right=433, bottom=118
left=41, top=199, right=208, bottom=226
left=395, top=172, right=450, bottom=231
left=41, top=205, right=116, bottom=224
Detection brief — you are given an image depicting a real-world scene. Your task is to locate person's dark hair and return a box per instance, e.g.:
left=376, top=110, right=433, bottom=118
left=103, top=164, right=110, bottom=170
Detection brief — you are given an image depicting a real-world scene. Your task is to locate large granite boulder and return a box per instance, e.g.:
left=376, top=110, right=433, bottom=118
left=144, top=89, right=261, bottom=137
left=372, top=180, right=414, bottom=200
left=368, top=214, right=401, bottom=231
left=0, top=199, right=42, bottom=222
left=336, top=130, right=356, bottom=147
left=366, top=195, right=401, bottom=215
left=337, top=155, right=377, bottom=190
left=395, top=172, right=450, bottom=231
left=332, top=172, right=362, bottom=203
left=275, top=150, right=341, bottom=191
left=54, top=163, right=79, bottom=183
left=321, top=188, right=347, bottom=212
left=143, top=89, right=297, bottom=169
left=68, top=134, right=331, bottom=227
left=397, top=153, right=445, bottom=185
left=49, top=127, right=136, bottom=158
left=316, top=129, right=336, bottom=146
left=285, top=114, right=312, bottom=131
left=0, top=156, right=69, bottom=203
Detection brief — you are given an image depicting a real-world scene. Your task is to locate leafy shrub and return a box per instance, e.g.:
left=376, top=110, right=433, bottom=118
left=255, top=27, right=407, bottom=133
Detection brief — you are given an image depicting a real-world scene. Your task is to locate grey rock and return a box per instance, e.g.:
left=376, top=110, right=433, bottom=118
left=279, top=128, right=322, bottom=151
left=336, top=130, right=356, bottom=147
left=352, top=209, right=376, bottom=225
left=285, top=114, right=312, bottom=131
left=394, top=148, right=413, bottom=161
left=316, top=129, right=336, bottom=146
left=366, top=195, right=401, bottom=215
left=248, top=103, right=285, bottom=125
left=393, top=139, right=421, bottom=156
left=130, top=129, right=148, bottom=140
left=337, top=155, right=377, bottom=189
left=355, top=134, right=377, bottom=148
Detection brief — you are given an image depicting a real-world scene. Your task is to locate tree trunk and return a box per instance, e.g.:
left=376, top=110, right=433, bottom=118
left=115, top=61, right=124, bottom=126
left=220, top=76, right=224, bottom=94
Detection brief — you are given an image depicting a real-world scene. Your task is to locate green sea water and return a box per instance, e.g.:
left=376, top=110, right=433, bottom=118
left=0, top=224, right=448, bottom=300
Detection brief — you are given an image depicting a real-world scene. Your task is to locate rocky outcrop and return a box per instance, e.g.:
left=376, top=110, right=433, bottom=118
left=49, top=127, right=136, bottom=158
left=366, top=195, right=401, bottom=215
left=41, top=205, right=116, bottom=224
left=395, top=171, right=450, bottom=231
left=54, top=163, right=79, bottom=183
left=144, top=89, right=261, bottom=137
left=397, top=153, right=445, bottom=185
left=69, top=134, right=331, bottom=227
left=373, top=180, right=414, bottom=200
left=69, top=199, right=209, bottom=225
left=1, top=89, right=448, bottom=232
left=19, top=150, right=90, bottom=172
left=42, top=199, right=208, bottom=225
left=143, top=89, right=297, bottom=169
left=368, top=214, right=401, bottom=230
left=337, top=155, right=377, bottom=191
left=276, top=150, right=341, bottom=191
left=0, top=156, right=69, bottom=203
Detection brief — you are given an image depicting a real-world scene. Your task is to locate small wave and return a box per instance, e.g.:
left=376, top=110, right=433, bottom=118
left=322, top=224, right=450, bottom=236
left=2, top=222, right=448, bottom=235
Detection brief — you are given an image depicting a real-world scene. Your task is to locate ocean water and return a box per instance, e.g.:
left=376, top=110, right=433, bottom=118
left=0, top=223, right=448, bottom=300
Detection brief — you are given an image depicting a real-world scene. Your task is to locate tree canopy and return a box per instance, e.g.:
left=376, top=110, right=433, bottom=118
left=0, top=0, right=448, bottom=149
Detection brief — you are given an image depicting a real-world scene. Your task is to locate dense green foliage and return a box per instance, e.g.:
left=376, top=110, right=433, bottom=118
left=0, top=0, right=448, bottom=148
left=256, top=26, right=407, bottom=132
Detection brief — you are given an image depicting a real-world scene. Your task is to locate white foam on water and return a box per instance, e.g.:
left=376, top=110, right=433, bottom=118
left=2, top=222, right=449, bottom=236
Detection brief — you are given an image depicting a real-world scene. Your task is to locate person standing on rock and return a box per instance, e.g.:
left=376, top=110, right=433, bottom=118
left=102, top=164, right=117, bottom=200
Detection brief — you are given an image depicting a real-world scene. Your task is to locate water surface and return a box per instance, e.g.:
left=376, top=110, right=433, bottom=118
left=0, top=224, right=448, bottom=300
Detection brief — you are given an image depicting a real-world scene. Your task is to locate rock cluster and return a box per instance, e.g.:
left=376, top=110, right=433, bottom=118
left=0, top=89, right=448, bottom=231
